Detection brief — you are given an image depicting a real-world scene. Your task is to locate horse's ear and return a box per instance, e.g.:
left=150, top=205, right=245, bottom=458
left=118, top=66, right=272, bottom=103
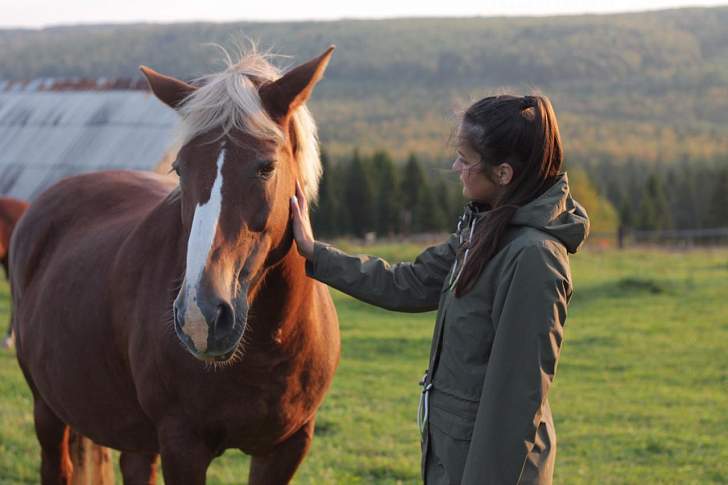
left=139, top=66, right=196, bottom=110
left=259, top=46, right=335, bottom=122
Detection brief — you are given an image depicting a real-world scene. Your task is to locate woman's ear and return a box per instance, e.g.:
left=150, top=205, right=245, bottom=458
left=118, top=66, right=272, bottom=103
left=495, top=163, right=514, bottom=185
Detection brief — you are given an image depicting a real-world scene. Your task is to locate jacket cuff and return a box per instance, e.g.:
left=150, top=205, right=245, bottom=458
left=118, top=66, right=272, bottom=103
left=305, top=241, right=332, bottom=279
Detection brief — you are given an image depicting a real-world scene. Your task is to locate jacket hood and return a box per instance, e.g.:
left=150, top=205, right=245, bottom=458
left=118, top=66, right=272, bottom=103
left=464, top=173, right=590, bottom=254
left=510, top=172, right=590, bottom=253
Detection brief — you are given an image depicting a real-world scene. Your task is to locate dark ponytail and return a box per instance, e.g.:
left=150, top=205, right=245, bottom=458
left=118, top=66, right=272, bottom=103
left=454, top=94, right=563, bottom=297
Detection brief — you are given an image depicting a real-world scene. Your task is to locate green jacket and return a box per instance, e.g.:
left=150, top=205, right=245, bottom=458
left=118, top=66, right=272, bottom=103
left=306, top=173, right=589, bottom=484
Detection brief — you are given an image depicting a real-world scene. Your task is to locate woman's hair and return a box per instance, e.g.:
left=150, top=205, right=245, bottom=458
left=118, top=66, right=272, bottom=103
left=454, top=94, right=563, bottom=297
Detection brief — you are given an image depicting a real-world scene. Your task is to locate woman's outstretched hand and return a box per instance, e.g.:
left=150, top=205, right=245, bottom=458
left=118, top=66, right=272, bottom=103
left=290, top=181, right=315, bottom=259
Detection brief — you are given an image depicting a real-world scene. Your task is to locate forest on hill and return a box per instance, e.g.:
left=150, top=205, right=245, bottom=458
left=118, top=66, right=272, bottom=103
left=3, top=8, right=728, bottom=163
left=2, top=8, right=728, bottom=235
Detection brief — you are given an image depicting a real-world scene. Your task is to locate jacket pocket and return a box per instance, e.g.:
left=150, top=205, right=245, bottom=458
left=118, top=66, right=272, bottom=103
left=428, top=404, right=474, bottom=441
left=428, top=390, right=478, bottom=441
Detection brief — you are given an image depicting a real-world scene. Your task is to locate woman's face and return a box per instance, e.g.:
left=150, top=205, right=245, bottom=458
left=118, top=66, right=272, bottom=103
left=452, top=132, right=500, bottom=205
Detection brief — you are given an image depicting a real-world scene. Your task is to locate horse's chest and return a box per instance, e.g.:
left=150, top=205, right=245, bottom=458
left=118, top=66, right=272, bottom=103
left=147, top=355, right=320, bottom=450
left=192, top=380, right=313, bottom=453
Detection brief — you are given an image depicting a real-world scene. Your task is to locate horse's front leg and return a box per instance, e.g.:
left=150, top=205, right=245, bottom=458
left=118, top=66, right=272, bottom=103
left=120, top=451, right=159, bottom=485
left=249, top=418, right=316, bottom=485
left=157, top=420, right=215, bottom=485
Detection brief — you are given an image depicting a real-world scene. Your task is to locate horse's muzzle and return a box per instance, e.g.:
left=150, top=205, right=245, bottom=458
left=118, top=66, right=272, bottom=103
left=173, top=294, right=244, bottom=361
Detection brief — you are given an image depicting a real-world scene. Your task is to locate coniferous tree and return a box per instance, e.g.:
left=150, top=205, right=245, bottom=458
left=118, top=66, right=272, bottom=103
left=311, top=150, right=339, bottom=237
left=371, top=150, right=400, bottom=236
left=637, top=174, right=672, bottom=230
left=344, top=150, right=375, bottom=237
left=434, top=179, right=451, bottom=230
left=434, top=179, right=457, bottom=232
left=708, top=167, right=728, bottom=228
left=449, top=180, right=466, bottom=228
left=400, top=154, right=426, bottom=234
left=668, top=165, right=695, bottom=229
left=619, top=195, right=634, bottom=229
left=417, top=186, right=446, bottom=232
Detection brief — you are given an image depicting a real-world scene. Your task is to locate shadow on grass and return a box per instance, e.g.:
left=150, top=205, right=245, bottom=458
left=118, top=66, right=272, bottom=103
left=571, top=276, right=694, bottom=305
left=365, top=464, right=414, bottom=481
left=314, top=419, right=339, bottom=437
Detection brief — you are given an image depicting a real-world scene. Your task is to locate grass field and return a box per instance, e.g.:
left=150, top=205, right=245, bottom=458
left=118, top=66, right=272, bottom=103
left=1, top=244, right=727, bottom=484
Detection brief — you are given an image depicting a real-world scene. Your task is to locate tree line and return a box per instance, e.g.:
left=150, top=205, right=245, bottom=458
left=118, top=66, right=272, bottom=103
left=587, top=158, right=728, bottom=232
left=312, top=150, right=464, bottom=238
left=310, top=150, right=728, bottom=239
left=310, top=149, right=621, bottom=239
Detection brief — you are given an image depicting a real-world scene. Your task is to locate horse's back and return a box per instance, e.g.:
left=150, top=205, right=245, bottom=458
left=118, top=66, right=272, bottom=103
left=11, top=170, right=174, bottom=292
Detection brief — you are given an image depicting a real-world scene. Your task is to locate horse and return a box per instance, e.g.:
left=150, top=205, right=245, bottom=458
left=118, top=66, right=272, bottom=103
left=0, top=196, right=29, bottom=277
left=11, top=46, right=340, bottom=484
left=0, top=196, right=29, bottom=348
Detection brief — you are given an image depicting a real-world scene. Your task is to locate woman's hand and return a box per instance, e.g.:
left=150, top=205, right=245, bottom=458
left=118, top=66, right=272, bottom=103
left=290, top=181, right=315, bottom=259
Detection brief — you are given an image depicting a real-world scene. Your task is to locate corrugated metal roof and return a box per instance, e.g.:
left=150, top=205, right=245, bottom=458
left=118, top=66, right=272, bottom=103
left=0, top=89, right=178, bottom=200
left=0, top=78, right=149, bottom=92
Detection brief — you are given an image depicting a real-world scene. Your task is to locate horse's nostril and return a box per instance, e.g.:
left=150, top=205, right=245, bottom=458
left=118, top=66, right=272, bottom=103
left=173, top=306, right=182, bottom=330
left=214, top=303, right=235, bottom=335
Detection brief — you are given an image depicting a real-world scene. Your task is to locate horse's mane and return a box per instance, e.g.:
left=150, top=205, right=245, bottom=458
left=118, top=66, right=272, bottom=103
left=176, top=46, right=322, bottom=202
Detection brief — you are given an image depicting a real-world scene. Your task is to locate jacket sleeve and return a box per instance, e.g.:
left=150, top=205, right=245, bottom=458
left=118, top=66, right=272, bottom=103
left=461, top=242, right=571, bottom=484
left=304, top=235, right=458, bottom=312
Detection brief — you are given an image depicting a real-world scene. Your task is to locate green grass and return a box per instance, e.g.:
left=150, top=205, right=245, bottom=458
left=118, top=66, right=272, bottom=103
left=1, top=246, right=727, bottom=484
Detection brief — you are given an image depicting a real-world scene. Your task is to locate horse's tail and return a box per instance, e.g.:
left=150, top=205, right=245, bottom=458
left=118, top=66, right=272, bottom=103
left=1, top=197, right=30, bottom=349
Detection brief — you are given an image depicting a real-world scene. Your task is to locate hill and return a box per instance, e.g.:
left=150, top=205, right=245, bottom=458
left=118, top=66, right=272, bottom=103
left=2, top=8, right=728, bottom=163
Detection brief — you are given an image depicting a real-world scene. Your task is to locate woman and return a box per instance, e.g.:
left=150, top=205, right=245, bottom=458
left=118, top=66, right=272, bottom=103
left=290, top=95, right=589, bottom=484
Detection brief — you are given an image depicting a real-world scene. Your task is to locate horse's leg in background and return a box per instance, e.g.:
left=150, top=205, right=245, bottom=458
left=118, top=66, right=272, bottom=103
left=248, top=418, right=316, bottom=485
left=120, top=451, right=159, bottom=485
left=2, top=262, right=14, bottom=349
left=34, top=397, right=73, bottom=484
left=157, top=420, right=214, bottom=485
left=3, top=310, right=15, bottom=349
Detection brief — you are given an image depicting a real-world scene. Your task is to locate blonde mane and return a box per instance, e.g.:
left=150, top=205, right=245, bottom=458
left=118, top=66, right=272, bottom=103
left=176, top=46, right=322, bottom=202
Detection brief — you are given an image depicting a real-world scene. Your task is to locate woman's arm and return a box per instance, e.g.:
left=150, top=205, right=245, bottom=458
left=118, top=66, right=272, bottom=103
left=291, top=183, right=457, bottom=312
left=461, top=242, right=571, bottom=484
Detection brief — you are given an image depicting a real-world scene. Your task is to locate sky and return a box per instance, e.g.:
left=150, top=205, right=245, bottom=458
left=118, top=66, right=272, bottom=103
left=2, top=0, right=727, bottom=28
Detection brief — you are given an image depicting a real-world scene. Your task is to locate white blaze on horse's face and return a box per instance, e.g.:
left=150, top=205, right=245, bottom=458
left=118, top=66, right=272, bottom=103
left=179, top=149, right=225, bottom=353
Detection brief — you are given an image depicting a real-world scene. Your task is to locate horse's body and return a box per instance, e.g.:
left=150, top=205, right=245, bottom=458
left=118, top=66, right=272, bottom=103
left=11, top=48, right=340, bottom=484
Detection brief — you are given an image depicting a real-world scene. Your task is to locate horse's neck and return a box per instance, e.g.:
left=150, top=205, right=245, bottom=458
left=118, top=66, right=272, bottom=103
left=123, top=190, right=187, bottom=283
left=248, top=248, right=313, bottom=343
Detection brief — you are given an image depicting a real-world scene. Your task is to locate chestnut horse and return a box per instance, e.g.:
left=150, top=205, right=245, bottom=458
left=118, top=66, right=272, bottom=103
left=0, top=196, right=28, bottom=277
left=11, top=47, right=340, bottom=484
left=1, top=196, right=28, bottom=348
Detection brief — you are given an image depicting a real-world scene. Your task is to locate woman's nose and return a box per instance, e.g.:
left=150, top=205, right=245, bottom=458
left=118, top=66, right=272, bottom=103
left=453, top=156, right=472, bottom=174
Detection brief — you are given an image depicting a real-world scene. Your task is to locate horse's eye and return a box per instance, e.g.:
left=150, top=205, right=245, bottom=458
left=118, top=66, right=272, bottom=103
left=257, top=162, right=275, bottom=179
left=170, top=160, right=181, bottom=176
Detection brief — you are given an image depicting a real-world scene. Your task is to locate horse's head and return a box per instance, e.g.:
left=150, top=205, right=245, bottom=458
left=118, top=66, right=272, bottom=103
left=141, top=46, right=332, bottom=362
